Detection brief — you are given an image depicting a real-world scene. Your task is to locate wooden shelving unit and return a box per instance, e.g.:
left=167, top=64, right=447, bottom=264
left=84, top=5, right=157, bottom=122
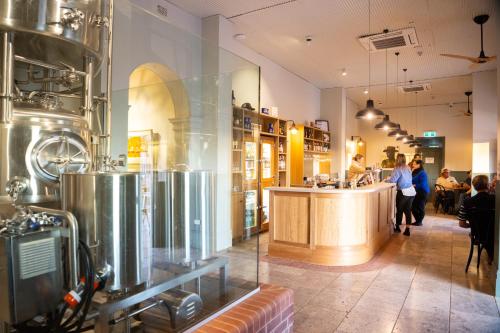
left=290, top=124, right=332, bottom=186
left=231, top=106, right=290, bottom=241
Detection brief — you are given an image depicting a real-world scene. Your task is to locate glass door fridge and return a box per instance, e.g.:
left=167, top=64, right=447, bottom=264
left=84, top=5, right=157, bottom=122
left=243, top=127, right=260, bottom=237
left=259, top=136, right=276, bottom=230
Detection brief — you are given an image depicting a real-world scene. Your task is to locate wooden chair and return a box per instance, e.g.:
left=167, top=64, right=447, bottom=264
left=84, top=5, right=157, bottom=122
left=434, top=184, right=453, bottom=214
left=465, top=208, right=495, bottom=272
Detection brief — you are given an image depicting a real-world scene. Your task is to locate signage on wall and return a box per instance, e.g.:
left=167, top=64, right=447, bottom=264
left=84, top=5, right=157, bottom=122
left=423, top=131, right=437, bottom=137
left=425, top=157, right=435, bottom=164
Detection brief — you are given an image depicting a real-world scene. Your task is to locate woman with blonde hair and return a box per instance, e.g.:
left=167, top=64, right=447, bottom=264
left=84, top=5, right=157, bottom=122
left=348, top=154, right=365, bottom=183
left=386, top=154, right=416, bottom=236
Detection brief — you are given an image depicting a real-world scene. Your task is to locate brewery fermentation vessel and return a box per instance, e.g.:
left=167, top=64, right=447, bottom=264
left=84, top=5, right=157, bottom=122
left=152, top=171, right=215, bottom=263
left=61, top=172, right=146, bottom=291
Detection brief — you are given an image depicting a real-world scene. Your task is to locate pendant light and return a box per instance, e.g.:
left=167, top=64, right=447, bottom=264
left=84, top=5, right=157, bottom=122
left=388, top=124, right=408, bottom=138
left=403, top=134, right=415, bottom=144
left=375, top=115, right=399, bottom=131
left=396, top=133, right=411, bottom=141
left=355, top=0, right=385, bottom=120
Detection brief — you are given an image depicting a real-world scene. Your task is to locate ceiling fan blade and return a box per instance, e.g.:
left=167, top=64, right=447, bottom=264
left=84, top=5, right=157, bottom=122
left=485, top=55, right=496, bottom=61
left=440, top=54, right=480, bottom=63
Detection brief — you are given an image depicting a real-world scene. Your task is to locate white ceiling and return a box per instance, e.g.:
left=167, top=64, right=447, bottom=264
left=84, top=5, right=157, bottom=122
left=168, top=0, right=497, bottom=89
left=347, top=75, right=473, bottom=110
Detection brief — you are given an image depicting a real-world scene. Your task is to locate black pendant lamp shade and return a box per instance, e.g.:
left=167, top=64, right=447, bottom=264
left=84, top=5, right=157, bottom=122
left=395, top=132, right=410, bottom=141
left=388, top=125, right=407, bottom=138
left=355, top=99, right=385, bottom=120
left=374, top=115, right=399, bottom=131
left=409, top=141, right=422, bottom=148
left=403, top=135, right=415, bottom=144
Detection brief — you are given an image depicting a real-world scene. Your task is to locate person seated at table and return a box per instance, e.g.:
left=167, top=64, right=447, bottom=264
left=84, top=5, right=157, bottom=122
left=461, top=175, right=496, bottom=264
left=436, top=168, right=459, bottom=213
left=462, top=170, right=472, bottom=192
left=437, top=168, right=459, bottom=189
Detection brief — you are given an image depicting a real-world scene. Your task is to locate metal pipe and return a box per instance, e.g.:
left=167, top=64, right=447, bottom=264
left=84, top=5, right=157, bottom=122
left=110, top=300, right=164, bottom=325
left=105, top=0, right=114, bottom=157
left=14, top=55, right=87, bottom=76
left=83, top=56, right=94, bottom=127
left=27, top=206, right=80, bottom=289
left=0, top=32, right=14, bottom=123
left=27, top=90, right=82, bottom=99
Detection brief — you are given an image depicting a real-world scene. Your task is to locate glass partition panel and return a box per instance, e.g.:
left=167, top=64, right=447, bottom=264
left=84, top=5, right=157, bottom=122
left=106, top=2, right=260, bottom=331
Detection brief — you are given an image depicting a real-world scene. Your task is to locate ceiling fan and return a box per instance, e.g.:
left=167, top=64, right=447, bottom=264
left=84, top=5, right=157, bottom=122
left=450, top=91, right=473, bottom=117
left=463, top=91, right=472, bottom=116
left=441, top=14, right=496, bottom=69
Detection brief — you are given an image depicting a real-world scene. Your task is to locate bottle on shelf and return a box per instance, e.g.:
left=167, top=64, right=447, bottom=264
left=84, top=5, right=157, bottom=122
left=279, top=141, right=284, bottom=153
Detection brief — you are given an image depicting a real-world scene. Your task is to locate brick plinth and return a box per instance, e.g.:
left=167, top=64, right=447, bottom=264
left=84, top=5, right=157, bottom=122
left=195, top=284, right=294, bottom=333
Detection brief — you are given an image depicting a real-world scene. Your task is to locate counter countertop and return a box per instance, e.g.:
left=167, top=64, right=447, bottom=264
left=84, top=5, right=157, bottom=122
left=266, top=182, right=395, bottom=194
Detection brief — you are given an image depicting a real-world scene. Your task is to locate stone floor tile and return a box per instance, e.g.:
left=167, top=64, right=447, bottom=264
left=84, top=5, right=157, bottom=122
left=451, top=288, right=500, bottom=317
left=307, top=288, right=365, bottom=312
left=393, top=307, right=450, bottom=333
left=450, top=310, right=500, bottom=333
left=402, top=289, right=451, bottom=315
left=293, top=303, right=345, bottom=333
left=335, top=307, right=397, bottom=333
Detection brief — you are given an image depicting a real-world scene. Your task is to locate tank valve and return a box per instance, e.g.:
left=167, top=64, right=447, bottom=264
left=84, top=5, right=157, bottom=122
left=61, top=8, right=85, bottom=31
left=5, top=178, right=28, bottom=203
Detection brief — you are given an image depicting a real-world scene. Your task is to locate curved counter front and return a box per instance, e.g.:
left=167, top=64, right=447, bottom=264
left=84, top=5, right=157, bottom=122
left=267, top=183, right=396, bottom=266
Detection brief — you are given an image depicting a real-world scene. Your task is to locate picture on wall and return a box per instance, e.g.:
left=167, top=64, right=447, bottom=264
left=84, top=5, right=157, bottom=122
left=315, top=119, right=329, bottom=131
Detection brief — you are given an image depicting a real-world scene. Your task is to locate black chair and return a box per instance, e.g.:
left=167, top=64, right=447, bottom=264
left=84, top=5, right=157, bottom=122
left=465, top=208, right=495, bottom=272
left=434, top=184, right=454, bottom=214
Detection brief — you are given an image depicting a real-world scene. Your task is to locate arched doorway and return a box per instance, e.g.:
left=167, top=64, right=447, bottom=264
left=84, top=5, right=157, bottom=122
left=127, top=63, right=190, bottom=171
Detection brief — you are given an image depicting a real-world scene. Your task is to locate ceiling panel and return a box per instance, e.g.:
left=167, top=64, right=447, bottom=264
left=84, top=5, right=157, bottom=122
left=170, top=0, right=497, bottom=88
left=166, top=0, right=297, bottom=18
left=346, top=75, right=473, bottom=112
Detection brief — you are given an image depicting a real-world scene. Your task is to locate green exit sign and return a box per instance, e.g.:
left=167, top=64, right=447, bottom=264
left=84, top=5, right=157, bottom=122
left=423, top=131, right=437, bottom=137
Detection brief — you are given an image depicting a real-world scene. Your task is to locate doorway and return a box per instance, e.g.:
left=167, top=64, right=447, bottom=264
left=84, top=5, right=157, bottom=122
left=416, top=137, right=445, bottom=201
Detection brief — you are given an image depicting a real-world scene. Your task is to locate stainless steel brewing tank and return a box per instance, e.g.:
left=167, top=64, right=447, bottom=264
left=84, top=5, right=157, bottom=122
left=0, top=0, right=107, bottom=70
left=61, top=172, right=146, bottom=292
left=0, top=106, right=91, bottom=212
left=152, top=171, right=215, bottom=263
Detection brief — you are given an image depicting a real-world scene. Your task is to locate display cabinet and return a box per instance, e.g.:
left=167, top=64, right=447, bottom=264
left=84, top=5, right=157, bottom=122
left=231, top=106, right=289, bottom=240
left=291, top=124, right=333, bottom=185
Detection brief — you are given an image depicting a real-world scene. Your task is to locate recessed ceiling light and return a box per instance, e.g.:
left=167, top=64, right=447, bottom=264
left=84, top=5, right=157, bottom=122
left=234, top=33, right=246, bottom=40
left=363, top=89, right=369, bottom=95
left=341, top=68, right=347, bottom=76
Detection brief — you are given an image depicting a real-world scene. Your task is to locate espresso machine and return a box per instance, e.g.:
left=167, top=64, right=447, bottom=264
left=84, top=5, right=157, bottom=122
left=0, top=1, right=221, bottom=332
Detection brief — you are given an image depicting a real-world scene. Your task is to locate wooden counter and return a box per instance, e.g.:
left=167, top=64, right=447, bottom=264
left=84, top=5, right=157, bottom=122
left=267, top=183, right=396, bottom=266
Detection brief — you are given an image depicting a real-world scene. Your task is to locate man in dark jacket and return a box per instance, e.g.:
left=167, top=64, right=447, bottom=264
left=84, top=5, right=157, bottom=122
left=462, top=175, right=496, bottom=263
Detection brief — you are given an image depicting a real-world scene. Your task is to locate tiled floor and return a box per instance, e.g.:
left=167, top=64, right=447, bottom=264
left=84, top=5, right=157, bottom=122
left=254, top=212, right=500, bottom=333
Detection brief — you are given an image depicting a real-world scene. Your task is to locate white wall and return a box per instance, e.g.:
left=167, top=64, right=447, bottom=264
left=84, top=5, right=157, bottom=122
left=320, top=88, right=346, bottom=178
left=357, top=104, right=472, bottom=171
left=346, top=98, right=360, bottom=141
left=130, top=0, right=202, bottom=37
left=472, top=70, right=498, bottom=174
left=216, top=16, right=320, bottom=123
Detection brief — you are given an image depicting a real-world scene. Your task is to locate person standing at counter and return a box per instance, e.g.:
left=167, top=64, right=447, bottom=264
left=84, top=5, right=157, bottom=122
left=411, top=159, right=430, bottom=226
left=348, top=154, right=365, bottom=183
left=386, top=154, right=416, bottom=236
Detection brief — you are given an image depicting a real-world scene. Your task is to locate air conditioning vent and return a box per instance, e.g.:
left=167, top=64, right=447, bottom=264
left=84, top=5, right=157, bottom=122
left=398, top=83, right=432, bottom=93
left=358, top=27, right=419, bottom=52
